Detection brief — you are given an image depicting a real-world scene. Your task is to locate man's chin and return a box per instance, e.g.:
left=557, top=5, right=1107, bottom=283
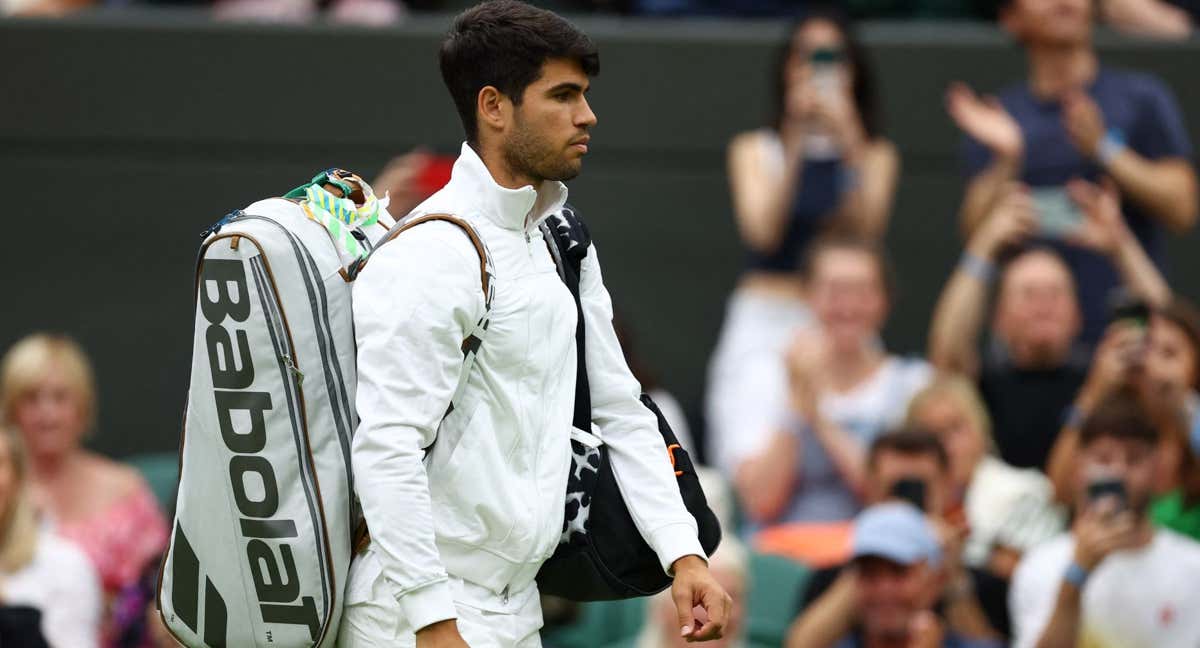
left=545, top=161, right=583, bottom=183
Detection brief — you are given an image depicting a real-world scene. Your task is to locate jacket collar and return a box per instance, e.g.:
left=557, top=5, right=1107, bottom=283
left=450, top=142, right=569, bottom=232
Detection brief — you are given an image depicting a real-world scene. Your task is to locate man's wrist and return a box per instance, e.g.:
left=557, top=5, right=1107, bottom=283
left=672, top=554, right=707, bottom=575
left=1108, top=226, right=1137, bottom=260
left=1096, top=128, right=1127, bottom=167
left=1063, top=403, right=1088, bottom=430
left=959, top=251, right=998, bottom=284
left=1063, top=561, right=1091, bottom=590
left=416, top=619, right=460, bottom=638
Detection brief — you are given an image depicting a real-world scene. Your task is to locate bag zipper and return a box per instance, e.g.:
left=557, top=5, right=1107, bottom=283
left=244, top=239, right=337, bottom=645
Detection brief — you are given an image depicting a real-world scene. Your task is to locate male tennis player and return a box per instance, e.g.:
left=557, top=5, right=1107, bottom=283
left=341, top=2, right=731, bottom=646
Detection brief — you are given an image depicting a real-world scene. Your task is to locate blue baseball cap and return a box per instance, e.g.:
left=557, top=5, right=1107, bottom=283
left=851, top=502, right=942, bottom=567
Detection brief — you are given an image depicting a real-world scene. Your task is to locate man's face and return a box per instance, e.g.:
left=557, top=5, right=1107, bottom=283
left=1002, top=0, right=1093, bottom=48
left=856, top=557, right=937, bottom=642
left=1077, top=435, right=1158, bottom=514
left=866, top=450, right=948, bottom=515
left=994, top=251, right=1082, bottom=367
left=1143, top=315, right=1197, bottom=404
left=502, top=58, right=597, bottom=184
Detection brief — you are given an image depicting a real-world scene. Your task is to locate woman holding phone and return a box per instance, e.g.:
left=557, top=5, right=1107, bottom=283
left=707, top=8, right=899, bottom=480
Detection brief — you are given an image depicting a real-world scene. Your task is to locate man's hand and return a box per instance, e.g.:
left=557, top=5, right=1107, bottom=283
left=1062, top=92, right=1106, bottom=159
left=946, top=82, right=1024, bottom=161
left=1072, top=501, right=1145, bottom=572
left=966, top=183, right=1038, bottom=260
left=1078, top=322, right=1143, bottom=410
left=671, top=555, right=733, bottom=642
left=1066, top=178, right=1130, bottom=256
left=415, top=619, right=470, bottom=648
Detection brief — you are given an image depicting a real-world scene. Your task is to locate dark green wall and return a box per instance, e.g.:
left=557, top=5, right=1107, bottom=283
left=2, top=13, right=1198, bottom=458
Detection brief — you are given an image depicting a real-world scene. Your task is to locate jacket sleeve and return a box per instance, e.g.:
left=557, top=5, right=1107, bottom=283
left=578, top=242, right=705, bottom=574
left=351, top=222, right=485, bottom=630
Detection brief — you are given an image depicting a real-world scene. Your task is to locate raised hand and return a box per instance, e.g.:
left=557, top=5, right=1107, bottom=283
left=1065, top=178, right=1130, bottom=256
left=1078, top=321, right=1144, bottom=408
left=966, top=183, right=1038, bottom=259
left=1072, top=500, right=1146, bottom=572
left=810, top=88, right=867, bottom=154
left=946, top=82, right=1024, bottom=161
left=1062, top=91, right=1107, bottom=159
left=785, top=329, right=828, bottom=421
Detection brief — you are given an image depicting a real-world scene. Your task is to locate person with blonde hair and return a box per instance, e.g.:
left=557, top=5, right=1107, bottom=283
left=0, top=333, right=167, bottom=645
left=906, top=374, right=1064, bottom=579
left=0, top=422, right=101, bottom=647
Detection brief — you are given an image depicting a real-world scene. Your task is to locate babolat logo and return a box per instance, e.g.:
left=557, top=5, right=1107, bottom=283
left=176, top=257, right=320, bottom=642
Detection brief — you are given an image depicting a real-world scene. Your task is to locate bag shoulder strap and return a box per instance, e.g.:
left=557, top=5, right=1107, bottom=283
left=365, top=212, right=496, bottom=408
left=361, top=212, right=494, bottom=301
left=540, top=205, right=593, bottom=431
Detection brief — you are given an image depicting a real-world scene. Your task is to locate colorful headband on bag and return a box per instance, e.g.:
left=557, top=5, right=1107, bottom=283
left=284, top=168, right=382, bottom=260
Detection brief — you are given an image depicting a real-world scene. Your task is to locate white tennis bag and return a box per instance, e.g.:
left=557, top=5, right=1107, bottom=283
left=159, top=171, right=391, bottom=647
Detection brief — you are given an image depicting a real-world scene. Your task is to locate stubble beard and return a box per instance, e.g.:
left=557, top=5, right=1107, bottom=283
left=504, top=113, right=583, bottom=184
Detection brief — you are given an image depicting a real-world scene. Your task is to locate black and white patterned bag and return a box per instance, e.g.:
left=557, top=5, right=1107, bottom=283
left=535, top=207, right=722, bottom=601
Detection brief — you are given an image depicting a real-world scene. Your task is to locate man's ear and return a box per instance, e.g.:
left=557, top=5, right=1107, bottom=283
left=477, top=86, right=509, bottom=136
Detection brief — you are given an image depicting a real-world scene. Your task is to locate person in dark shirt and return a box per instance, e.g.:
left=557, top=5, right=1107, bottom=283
left=928, top=182, right=1170, bottom=469
left=788, top=502, right=1005, bottom=648
left=786, top=429, right=1008, bottom=646
left=946, top=0, right=1196, bottom=344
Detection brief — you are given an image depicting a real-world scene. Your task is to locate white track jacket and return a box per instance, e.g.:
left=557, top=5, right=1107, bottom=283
left=351, top=143, right=704, bottom=632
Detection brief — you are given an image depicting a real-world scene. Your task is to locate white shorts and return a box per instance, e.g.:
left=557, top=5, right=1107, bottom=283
left=336, top=549, right=543, bottom=647
left=705, top=290, right=813, bottom=477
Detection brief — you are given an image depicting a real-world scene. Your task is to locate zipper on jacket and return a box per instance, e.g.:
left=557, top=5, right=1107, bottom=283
left=501, top=586, right=510, bottom=605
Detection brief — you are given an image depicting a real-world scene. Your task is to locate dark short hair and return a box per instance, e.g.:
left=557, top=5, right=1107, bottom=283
left=868, top=426, right=950, bottom=473
left=439, top=0, right=600, bottom=143
left=1079, top=386, right=1161, bottom=448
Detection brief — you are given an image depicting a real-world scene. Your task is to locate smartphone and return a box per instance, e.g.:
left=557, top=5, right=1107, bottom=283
left=890, top=477, right=929, bottom=512
left=1108, top=292, right=1151, bottom=328
left=1087, top=477, right=1128, bottom=513
left=1108, top=291, right=1151, bottom=366
left=1030, top=187, right=1085, bottom=238
left=808, top=47, right=844, bottom=99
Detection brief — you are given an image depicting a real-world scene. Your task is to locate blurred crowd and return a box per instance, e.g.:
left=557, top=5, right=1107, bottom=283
left=4, top=0, right=1200, bottom=40
left=3, top=0, right=1200, bottom=646
left=689, top=0, right=1200, bottom=645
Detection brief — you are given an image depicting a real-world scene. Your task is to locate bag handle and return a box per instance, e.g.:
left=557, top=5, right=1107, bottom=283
left=354, top=213, right=492, bottom=301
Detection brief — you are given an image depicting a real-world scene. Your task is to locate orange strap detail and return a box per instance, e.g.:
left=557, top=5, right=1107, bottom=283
left=666, top=444, right=684, bottom=477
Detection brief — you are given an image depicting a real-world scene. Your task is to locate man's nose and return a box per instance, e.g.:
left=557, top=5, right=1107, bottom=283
left=577, top=96, right=598, bottom=128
